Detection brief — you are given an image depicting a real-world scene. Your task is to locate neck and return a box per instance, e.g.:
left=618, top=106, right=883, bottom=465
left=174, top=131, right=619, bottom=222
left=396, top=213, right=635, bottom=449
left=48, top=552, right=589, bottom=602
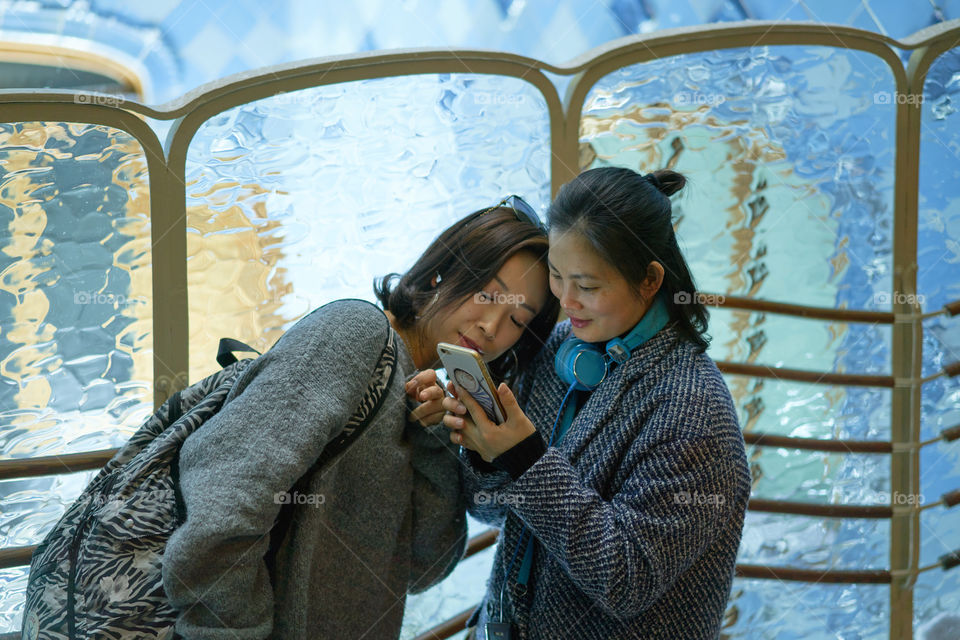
left=384, top=310, right=435, bottom=370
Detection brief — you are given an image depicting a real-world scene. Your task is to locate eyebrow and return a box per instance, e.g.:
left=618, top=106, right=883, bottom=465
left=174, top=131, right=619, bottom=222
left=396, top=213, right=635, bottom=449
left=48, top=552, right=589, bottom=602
left=494, top=276, right=538, bottom=315
left=546, top=259, right=597, bottom=281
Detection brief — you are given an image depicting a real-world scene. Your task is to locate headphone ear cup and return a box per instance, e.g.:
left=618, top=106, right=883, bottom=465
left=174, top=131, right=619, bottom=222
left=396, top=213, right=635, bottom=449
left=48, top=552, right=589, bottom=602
left=554, top=338, right=583, bottom=388
left=554, top=338, right=606, bottom=391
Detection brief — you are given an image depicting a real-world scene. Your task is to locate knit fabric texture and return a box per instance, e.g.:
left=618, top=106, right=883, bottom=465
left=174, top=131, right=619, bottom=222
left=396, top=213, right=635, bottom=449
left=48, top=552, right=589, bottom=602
left=462, top=321, right=751, bottom=640
left=162, top=299, right=467, bottom=640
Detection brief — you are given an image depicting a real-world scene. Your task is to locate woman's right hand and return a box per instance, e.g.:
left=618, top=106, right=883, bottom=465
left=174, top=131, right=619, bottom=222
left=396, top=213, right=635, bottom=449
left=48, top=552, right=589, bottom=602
left=405, top=369, right=447, bottom=427
left=442, top=380, right=536, bottom=462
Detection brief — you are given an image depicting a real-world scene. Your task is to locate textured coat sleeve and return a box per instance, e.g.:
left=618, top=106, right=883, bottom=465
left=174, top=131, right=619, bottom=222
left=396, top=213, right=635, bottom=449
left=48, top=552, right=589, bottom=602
left=459, top=447, right=512, bottom=527
left=161, top=301, right=390, bottom=640
left=405, top=422, right=468, bottom=593
left=499, top=386, right=745, bottom=618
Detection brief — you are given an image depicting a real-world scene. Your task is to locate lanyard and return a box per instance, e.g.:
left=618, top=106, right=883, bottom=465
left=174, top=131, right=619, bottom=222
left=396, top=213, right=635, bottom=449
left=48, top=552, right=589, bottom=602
left=516, top=390, right=577, bottom=586
left=497, top=379, right=579, bottom=617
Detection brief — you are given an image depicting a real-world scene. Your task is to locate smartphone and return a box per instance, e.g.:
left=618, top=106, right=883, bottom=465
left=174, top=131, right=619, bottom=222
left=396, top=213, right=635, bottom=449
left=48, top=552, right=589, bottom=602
left=436, top=342, right=507, bottom=424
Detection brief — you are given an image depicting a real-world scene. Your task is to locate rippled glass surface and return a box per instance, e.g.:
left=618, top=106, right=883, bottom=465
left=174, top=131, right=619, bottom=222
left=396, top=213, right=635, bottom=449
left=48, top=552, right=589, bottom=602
left=738, top=511, right=888, bottom=570
left=0, top=122, right=153, bottom=617
left=0, top=470, right=97, bottom=630
left=186, top=74, right=550, bottom=631
left=581, top=46, right=895, bottom=310
left=185, top=74, right=550, bottom=382
left=709, top=306, right=892, bottom=374
left=726, top=580, right=888, bottom=639
left=0, top=123, right=153, bottom=457
left=581, top=46, right=897, bottom=637
left=915, top=46, right=960, bottom=631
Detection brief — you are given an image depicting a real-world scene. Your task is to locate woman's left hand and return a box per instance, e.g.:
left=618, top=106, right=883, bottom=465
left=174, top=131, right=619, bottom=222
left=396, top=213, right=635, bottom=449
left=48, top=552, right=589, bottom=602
left=443, top=381, right=537, bottom=462
left=405, top=369, right=447, bottom=427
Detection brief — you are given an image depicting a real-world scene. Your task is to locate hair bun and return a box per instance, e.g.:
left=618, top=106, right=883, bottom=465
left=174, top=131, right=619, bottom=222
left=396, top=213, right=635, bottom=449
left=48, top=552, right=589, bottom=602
left=648, top=169, right=686, bottom=197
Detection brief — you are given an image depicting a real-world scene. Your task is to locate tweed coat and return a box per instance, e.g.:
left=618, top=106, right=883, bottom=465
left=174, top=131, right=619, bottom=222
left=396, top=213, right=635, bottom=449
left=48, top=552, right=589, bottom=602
left=463, top=322, right=750, bottom=640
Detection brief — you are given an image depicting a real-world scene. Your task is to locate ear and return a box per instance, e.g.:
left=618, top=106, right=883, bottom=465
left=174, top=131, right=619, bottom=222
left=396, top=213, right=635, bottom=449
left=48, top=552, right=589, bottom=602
left=641, top=261, right=665, bottom=298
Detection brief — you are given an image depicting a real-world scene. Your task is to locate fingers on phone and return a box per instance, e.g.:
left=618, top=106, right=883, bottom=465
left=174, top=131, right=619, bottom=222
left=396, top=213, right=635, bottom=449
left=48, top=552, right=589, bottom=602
left=443, top=413, right=464, bottom=429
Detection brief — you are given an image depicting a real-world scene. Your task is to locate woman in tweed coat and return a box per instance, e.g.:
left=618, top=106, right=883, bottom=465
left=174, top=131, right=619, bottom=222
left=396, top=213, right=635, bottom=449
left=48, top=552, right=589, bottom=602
left=437, top=167, right=751, bottom=640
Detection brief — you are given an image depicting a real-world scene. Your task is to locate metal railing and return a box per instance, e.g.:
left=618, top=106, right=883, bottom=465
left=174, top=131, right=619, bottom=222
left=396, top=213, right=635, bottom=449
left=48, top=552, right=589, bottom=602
left=2, top=18, right=960, bottom=639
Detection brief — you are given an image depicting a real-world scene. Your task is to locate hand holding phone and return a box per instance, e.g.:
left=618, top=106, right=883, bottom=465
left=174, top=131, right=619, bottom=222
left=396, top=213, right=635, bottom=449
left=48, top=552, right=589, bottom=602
left=436, top=342, right=506, bottom=424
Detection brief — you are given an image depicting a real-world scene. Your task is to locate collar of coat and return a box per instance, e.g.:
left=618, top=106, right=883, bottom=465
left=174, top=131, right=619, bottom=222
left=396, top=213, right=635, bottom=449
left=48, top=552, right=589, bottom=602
left=529, top=321, right=686, bottom=463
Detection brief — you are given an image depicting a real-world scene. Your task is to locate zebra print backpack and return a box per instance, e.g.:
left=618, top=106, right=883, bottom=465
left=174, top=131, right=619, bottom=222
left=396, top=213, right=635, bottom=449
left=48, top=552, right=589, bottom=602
left=21, top=330, right=398, bottom=640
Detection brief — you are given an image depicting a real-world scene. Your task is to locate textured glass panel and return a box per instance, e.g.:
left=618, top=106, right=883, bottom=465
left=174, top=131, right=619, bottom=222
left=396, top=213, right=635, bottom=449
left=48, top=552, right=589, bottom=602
left=581, top=46, right=896, bottom=310
left=708, top=306, right=892, bottom=375
left=725, top=579, right=888, bottom=638
left=0, top=470, right=98, bottom=633
left=0, top=122, right=154, bottom=457
left=0, top=567, right=28, bottom=632
left=916, top=46, right=960, bottom=632
left=582, top=47, right=898, bottom=638
left=746, top=448, right=890, bottom=506
left=726, top=375, right=890, bottom=440
left=185, top=74, right=550, bottom=382
left=738, top=511, right=887, bottom=570
left=0, top=122, right=152, bottom=633
left=186, top=75, right=548, bottom=633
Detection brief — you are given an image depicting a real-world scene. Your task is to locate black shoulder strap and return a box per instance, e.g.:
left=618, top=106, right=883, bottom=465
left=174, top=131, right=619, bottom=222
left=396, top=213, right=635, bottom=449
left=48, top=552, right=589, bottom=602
left=264, top=327, right=399, bottom=578
left=216, top=338, right=261, bottom=368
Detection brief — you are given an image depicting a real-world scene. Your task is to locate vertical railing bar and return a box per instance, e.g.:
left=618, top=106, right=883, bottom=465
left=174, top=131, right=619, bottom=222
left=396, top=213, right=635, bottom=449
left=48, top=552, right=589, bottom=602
left=894, top=37, right=960, bottom=639
left=149, top=151, right=190, bottom=409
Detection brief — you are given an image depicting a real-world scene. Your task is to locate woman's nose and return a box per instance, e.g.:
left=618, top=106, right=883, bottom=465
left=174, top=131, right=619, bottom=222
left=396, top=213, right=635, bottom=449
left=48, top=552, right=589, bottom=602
left=559, top=285, right=580, bottom=311
left=477, top=312, right=500, bottom=341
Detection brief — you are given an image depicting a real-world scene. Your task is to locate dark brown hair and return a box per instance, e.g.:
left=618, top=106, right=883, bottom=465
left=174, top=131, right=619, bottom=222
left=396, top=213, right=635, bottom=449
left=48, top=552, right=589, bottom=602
left=548, top=167, right=710, bottom=351
left=374, top=207, right=559, bottom=382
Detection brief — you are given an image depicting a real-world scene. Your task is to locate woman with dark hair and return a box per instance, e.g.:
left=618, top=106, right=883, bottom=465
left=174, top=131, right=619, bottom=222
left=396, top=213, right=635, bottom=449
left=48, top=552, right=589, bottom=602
left=160, top=200, right=558, bottom=640
left=422, top=167, right=750, bottom=639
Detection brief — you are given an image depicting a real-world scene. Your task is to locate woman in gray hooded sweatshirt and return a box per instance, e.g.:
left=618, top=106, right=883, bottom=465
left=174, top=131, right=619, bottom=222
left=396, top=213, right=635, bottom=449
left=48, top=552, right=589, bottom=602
left=161, top=200, right=559, bottom=640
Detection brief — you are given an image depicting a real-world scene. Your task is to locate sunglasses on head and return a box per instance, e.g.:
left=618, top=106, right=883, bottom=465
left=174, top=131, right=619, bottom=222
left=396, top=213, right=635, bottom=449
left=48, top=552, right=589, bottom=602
left=483, top=194, right=546, bottom=233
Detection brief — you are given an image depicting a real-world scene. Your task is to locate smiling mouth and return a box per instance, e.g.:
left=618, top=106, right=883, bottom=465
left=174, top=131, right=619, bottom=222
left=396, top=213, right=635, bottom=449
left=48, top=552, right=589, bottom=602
left=459, top=333, right=484, bottom=354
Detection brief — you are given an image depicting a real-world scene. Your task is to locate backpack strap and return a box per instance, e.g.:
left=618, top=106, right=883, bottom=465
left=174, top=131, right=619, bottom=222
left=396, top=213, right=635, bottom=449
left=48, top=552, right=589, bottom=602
left=216, top=338, right=261, bottom=368
left=265, top=325, right=399, bottom=577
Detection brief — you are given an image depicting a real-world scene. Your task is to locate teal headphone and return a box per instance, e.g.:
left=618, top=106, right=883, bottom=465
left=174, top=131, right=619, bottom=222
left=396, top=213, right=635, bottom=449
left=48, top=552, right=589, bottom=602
left=554, top=294, right=670, bottom=391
